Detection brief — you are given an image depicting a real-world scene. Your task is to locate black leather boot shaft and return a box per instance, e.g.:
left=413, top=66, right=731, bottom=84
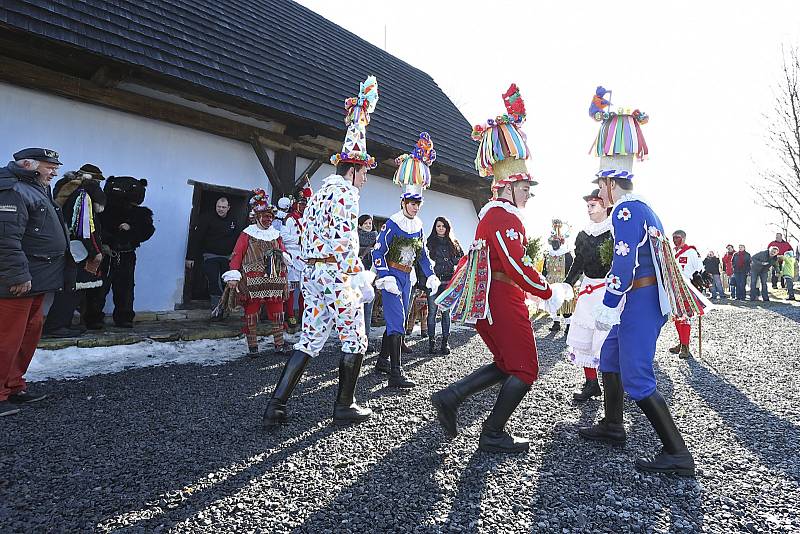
left=634, top=391, right=695, bottom=476
left=334, top=352, right=372, bottom=423
left=479, top=375, right=531, bottom=453
left=374, top=331, right=389, bottom=374
left=388, top=334, right=415, bottom=388
left=602, top=372, right=624, bottom=425
left=432, top=363, right=506, bottom=438
left=263, top=350, right=311, bottom=427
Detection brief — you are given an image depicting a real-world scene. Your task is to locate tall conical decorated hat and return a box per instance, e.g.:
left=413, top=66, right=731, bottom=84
left=330, top=75, right=379, bottom=169
left=393, top=132, right=436, bottom=201
left=588, top=86, right=649, bottom=182
left=471, top=83, right=537, bottom=190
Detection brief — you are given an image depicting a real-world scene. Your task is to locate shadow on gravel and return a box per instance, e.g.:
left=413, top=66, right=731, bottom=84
left=444, top=450, right=506, bottom=530
left=686, top=358, right=800, bottom=484
left=296, top=396, right=496, bottom=531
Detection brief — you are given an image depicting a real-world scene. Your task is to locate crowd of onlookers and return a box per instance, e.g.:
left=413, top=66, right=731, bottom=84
left=701, top=233, right=798, bottom=302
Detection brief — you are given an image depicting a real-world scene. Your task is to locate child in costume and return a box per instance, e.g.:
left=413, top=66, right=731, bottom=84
left=263, top=76, right=378, bottom=427
left=372, top=132, right=440, bottom=389
left=542, top=219, right=575, bottom=333
left=578, top=88, right=708, bottom=476
left=669, top=230, right=703, bottom=359
left=280, top=186, right=312, bottom=334
left=432, top=84, right=572, bottom=453
left=223, top=189, right=289, bottom=357
left=563, top=189, right=612, bottom=402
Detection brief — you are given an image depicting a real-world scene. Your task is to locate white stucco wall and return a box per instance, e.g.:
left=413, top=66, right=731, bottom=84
left=297, top=159, right=479, bottom=246
left=0, top=83, right=272, bottom=312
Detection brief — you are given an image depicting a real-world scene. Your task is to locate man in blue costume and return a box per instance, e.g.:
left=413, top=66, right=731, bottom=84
left=578, top=96, right=695, bottom=476
left=372, top=158, right=439, bottom=388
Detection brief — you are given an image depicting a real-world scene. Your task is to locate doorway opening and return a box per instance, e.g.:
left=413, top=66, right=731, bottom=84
left=179, top=180, right=252, bottom=309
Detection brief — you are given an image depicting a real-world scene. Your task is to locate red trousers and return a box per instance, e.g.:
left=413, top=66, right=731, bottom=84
left=674, top=318, right=691, bottom=345
left=476, top=280, right=539, bottom=385
left=0, top=295, right=45, bottom=401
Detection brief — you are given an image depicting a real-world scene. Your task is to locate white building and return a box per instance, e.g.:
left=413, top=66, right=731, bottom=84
left=0, top=0, right=488, bottom=313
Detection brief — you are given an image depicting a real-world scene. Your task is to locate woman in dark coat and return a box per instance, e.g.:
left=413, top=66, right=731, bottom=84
left=426, top=216, right=464, bottom=354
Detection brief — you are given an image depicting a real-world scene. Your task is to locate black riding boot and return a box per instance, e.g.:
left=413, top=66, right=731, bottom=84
left=573, top=378, right=602, bottom=402
left=634, top=391, right=696, bottom=476
left=263, top=350, right=311, bottom=427
left=578, top=372, right=627, bottom=444
left=432, top=363, right=506, bottom=438
left=333, top=352, right=373, bottom=424
left=428, top=335, right=436, bottom=354
left=374, top=331, right=390, bottom=374
left=388, top=334, right=415, bottom=389
left=478, top=375, right=531, bottom=453
left=439, top=335, right=451, bottom=355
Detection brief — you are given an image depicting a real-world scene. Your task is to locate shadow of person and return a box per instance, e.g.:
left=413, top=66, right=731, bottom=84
left=685, top=358, right=800, bottom=484
left=443, top=450, right=506, bottom=532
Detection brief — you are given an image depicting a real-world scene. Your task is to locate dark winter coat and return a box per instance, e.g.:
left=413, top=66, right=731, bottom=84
left=732, top=251, right=751, bottom=273
left=702, top=257, right=721, bottom=275
left=426, top=235, right=464, bottom=283
left=188, top=210, right=241, bottom=259
left=564, top=229, right=612, bottom=286
left=751, top=250, right=778, bottom=270
left=358, top=228, right=377, bottom=270
left=0, top=162, right=70, bottom=298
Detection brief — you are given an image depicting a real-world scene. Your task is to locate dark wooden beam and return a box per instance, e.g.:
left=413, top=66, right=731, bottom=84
left=249, top=136, right=282, bottom=194
left=274, top=150, right=297, bottom=197
left=296, top=158, right=323, bottom=187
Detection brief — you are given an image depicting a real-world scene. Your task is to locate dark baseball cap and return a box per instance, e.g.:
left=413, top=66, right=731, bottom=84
left=13, top=148, right=62, bottom=164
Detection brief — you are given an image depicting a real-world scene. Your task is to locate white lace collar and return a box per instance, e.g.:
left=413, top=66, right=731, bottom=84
left=478, top=199, right=523, bottom=221
left=243, top=224, right=280, bottom=241
left=583, top=216, right=613, bottom=237
left=389, top=211, right=423, bottom=233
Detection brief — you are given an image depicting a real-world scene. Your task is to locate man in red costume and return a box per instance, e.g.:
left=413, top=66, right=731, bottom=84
left=431, top=85, right=571, bottom=453
left=670, top=230, right=703, bottom=358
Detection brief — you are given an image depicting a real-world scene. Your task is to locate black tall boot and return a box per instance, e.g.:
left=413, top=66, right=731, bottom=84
left=573, top=378, right=601, bottom=402
left=263, top=350, right=311, bottom=427
left=374, top=331, right=390, bottom=374
left=634, top=391, right=695, bottom=476
left=578, top=372, right=627, bottom=444
left=431, top=363, right=507, bottom=438
left=388, top=334, right=415, bottom=389
left=478, top=375, right=531, bottom=453
left=439, top=335, right=450, bottom=355
left=428, top=334, right=436, bottom=354
left=333, top=352, right=373, bottom=424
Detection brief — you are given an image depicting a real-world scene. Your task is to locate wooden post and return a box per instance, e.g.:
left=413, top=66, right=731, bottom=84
left=698, top=315, right=702, bottom=358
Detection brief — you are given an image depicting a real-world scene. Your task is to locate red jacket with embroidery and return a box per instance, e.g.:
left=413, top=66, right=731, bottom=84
left=476, top=200, right=552, bottom=300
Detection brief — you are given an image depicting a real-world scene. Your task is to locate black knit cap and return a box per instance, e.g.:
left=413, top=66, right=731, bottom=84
left=78, top=163, right=105, bottom=180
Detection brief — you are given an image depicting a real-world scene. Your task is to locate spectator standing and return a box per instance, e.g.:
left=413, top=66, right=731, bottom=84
left=768, top=233, right=793, bottom=288
left=186, top=196, right=241, bottom=320
left=357, top=214, right=377, bottom=353
left=721, top=244, right=735, bottom=298
left=280, top=190, right=311, bottom=334
left=732, top=245, right=751, bottom=301
left=703, top=251, right=726, bottom=299
left=426, top=216, right=464, bottom=355
left=781, top=250, right=796, bottom=300
left=750, top=247, right=780, bottom=302
left=43, top=164, right=106, bottom=337
left=0, top=148, right=68, bottom=416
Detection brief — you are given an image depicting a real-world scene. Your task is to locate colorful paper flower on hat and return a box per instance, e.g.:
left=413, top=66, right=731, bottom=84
left=249, top=188, right=273, bottom=213
left=502, top=83, right=526, bottom=122
left=617, top=207, right=632, bottom=221
left=505, top=228, right=520, bottom=241
left=605, top=273, right=622, bottom=290
left=331, top=75, right=379, bottom=169
left=615, top=241, right=630, bottom=257
left=344, top=76, right=379, bottom=129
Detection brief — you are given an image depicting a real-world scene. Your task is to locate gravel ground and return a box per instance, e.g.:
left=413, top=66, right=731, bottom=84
left=1, top=300, right=799, bottom=533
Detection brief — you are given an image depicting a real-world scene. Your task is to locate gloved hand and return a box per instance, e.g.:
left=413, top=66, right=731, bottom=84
left=592, top=302, right=619, bottom=331
left=358, top=283, right=375, bottom=305
left=376, top=275, right=401, bottom=295
left=426, top=274, right=441, bottom=294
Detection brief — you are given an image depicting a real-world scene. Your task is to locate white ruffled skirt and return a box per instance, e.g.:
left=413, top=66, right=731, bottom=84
left=566, top=277, right=610, bottom=369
